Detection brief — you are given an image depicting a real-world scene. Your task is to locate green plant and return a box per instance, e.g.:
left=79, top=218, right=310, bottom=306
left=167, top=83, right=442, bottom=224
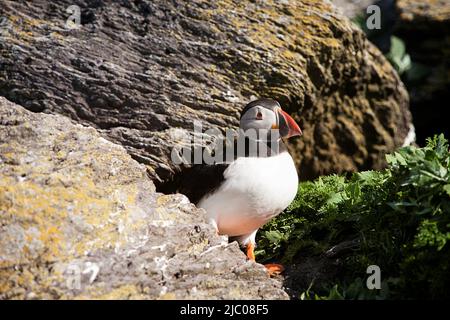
left=257, top=134, right=450, bottom=299
left=352, top=15, right=414, bottom=76
left=386, top=36, right=411, bottom=74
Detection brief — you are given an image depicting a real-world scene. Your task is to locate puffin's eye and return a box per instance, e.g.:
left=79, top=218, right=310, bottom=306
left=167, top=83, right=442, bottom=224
left=256, top=111, right=263, bottom=120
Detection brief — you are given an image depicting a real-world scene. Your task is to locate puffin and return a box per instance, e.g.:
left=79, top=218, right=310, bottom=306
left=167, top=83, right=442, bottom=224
left=173, top=98, right=302, bottom=274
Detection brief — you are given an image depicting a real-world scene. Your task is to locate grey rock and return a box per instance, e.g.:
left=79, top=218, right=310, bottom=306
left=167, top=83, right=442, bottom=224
left=0, top=97, right=287, bottom=300
left=0, top=0, right=411, bottom=185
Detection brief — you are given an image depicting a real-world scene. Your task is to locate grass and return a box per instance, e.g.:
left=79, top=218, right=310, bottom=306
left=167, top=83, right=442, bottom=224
left=256, top=134, right=450, bottom=299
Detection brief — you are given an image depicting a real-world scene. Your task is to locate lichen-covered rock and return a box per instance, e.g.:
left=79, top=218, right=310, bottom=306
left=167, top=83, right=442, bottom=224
left=397, top=0, right=450, bottom=28
left=331, top=0, right=376, bottom=18
left=0, top=0, right=411, bottom=184
left=0, top=97, right=287, bottom=300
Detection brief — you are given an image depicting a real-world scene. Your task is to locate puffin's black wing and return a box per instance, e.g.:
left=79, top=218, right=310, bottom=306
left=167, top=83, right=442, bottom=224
left=170, top=137, right=243, bottom=204
left=163, top=134, right=280, bottom=204
left=173, top=163, right=229, bottom=204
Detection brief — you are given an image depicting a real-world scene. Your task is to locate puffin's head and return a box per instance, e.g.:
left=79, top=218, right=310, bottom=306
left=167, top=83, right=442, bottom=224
left=239, top=98, right=302, bottom=139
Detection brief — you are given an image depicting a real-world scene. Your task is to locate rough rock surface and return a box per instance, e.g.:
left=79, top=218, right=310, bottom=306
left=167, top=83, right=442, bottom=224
left=0, top=97, right=287, bottom=300
left=0, top=0, right=411, bottom=185
left=395, top=0, right=450, bottom=143
left=397, top=0, right=450, bottom=28
left=331, top=0, right=376, bottom=18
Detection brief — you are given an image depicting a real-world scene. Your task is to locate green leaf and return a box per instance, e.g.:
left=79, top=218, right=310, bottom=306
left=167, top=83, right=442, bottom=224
left=264, top=230, right=284, bottom=244
left=390, top=36, right=405, bottom=58
left=326, top=191, right=345, bottom=206
left=326, top=285, right=345, bottom=300
left=386, top=36, right=411, bottom=74
left=348, top=183, right=361, bottom=199
left=443, top=185, right=450, bottom=197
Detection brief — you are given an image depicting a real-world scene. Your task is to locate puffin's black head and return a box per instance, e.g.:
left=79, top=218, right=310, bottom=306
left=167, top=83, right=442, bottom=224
left=239, top=98, right=302, bottom=139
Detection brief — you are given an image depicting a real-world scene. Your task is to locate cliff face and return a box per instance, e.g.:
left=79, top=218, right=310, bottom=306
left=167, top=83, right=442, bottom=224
left=0, top=0, right=411, bottom=185
left=0, top=97, right=287, bottom=299
left=0, top=0, right=413, bottom=299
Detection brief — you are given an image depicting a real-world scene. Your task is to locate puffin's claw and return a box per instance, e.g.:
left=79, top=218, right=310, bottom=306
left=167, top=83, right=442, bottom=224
left=246, top=243, right=284, bottom=276
left=264, top=263, right=285, bottom=276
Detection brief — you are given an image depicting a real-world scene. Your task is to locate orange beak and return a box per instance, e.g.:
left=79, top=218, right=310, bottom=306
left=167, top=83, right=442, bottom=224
left=277, top=109, right=302, bottom=138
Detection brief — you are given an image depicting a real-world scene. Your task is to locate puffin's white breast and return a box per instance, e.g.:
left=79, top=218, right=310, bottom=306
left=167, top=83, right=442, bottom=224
left=198, top=151, right=298, bottom=237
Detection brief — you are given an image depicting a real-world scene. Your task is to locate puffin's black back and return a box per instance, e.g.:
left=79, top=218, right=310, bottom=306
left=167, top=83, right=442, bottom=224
left=168, top=136, right=288, bottom=204
left=171, top=163, right=228, bottom=204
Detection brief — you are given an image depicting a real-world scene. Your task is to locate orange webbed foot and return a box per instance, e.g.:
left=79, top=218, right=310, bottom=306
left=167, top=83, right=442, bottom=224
left=264, top=263, right=285, bottom=276
left=246, top=243, right=256, bottom=261
left=246, top=243, right=283, bottom=276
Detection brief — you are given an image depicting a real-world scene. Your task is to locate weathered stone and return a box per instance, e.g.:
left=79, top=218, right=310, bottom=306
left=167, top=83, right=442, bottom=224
left=0, top=0, right=411, bottom=184
left=331, top=0, right=377, bottom=18
left=397, top=0, right=450, bottom=30
left=0, top=97, right=287, bottom=300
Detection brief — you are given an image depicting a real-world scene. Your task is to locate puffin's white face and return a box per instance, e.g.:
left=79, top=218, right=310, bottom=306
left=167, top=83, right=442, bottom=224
left=240, top=105, right=277, bottom=132
left=239, top=99, right=302, bottom=140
